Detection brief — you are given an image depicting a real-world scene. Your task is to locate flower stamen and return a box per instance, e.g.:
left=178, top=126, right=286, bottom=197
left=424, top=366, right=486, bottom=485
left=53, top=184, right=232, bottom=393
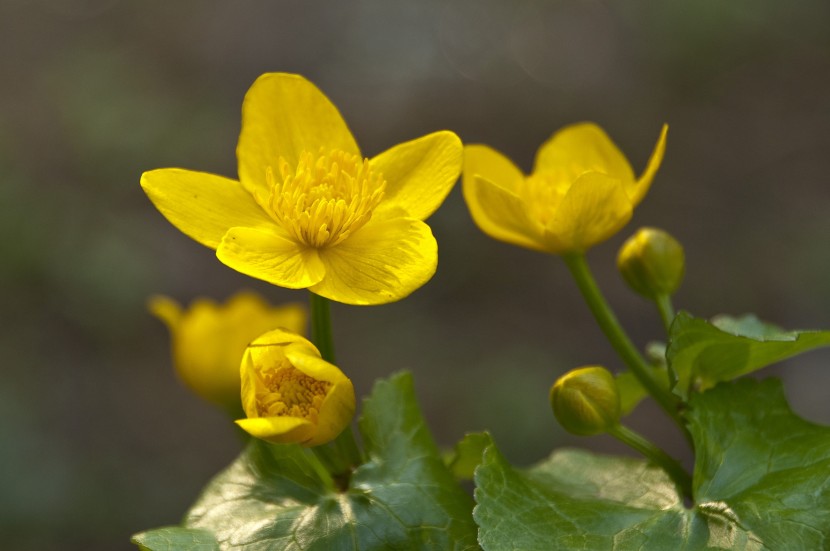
left=256, top=365, right=331, bottom=422
left=266, top=149, right=386, bottom=248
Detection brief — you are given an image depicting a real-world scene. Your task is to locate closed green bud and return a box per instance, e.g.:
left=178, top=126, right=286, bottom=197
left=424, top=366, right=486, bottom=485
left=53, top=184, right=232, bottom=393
left=550, top=366, right=621, bottom=436
left=617, top=227, right=685, bottom=300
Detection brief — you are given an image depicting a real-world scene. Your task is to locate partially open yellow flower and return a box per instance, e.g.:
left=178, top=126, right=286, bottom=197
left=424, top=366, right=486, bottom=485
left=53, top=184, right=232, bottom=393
left=236, top=329, right=355, bottom=447
left=142, top=73, right=462, bottom=305
left=463, top=123, right=668, bottom=254
left=149, top=291, right=306, bottom=412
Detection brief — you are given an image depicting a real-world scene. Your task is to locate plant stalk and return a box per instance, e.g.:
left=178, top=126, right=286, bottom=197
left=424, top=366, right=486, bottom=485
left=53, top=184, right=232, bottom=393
left=308, top=292, right=364, bottom=482
left=562, top=254, right=688, bottom=437
left=609, top=424, right=693, bottom=502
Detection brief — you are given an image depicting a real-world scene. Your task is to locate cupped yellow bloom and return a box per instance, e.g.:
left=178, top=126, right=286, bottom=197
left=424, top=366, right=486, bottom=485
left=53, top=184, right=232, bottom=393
left=149, top=291, right=306, bottom=412
left=236, top=329, right=355, bottom=447
left=463, top=123, right=668, bottom=254
left=141, top=73, right=463, bottom=305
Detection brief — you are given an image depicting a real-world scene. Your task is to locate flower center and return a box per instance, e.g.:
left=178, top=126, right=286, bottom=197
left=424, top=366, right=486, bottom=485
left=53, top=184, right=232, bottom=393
left=520, top=172, right=569, bottom=227
left=256, top=365, right=332, bottom=422
left=266, top=149, right=386, bottom=248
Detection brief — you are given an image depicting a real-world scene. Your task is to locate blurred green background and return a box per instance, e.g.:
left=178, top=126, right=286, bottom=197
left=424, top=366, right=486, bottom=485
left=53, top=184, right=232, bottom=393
left=2, top=1, right=830, bottom=549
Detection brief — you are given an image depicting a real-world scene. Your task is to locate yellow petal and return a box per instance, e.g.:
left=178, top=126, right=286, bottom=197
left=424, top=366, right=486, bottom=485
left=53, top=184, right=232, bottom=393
left=629, top=124, right=668, bottom=206
left=463, top=174, right=549, bottom=253
left=147, top=295, right=183, bottom=330
left=310, top=218, right=437, bottom=305
left=235, top=416, right=315, bottom=445
left=141, top=169, right=274, bottom=249
left=464, top=144, right=525, bottom=194
left=310, top=378, right=356, bottom=446
left=370, top=131, right=462, bottom=221
left=236, top=73, right=360, bottom=202
left=533, top=123, right=635, bottom=185
left=217, top=227, right=325, bottom=289
left=544, top=172, right=633, bottom=253
left=285, top=348, right=349, bottom=385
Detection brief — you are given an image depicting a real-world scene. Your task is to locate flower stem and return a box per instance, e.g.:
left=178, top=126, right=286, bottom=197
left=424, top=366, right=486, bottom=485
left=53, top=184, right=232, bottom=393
left=308, top=292, right=364, bottom=483
left=562, top=254, right=687, bottom=435
left=310, top=292, right=336, bottom=363
left=608, top=424, right=693, bottom=502
left=655, top=293, right=675, bottom=334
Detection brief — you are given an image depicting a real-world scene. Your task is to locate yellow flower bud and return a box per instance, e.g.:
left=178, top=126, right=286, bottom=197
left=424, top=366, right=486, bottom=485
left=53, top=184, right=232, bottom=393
left=617, top=227, right=685, bottom=300
left=148, top=291, right=306, bottom=412
left=236, top=329, right=355, bottom=447
left=550, top=366, right=621, bottom=436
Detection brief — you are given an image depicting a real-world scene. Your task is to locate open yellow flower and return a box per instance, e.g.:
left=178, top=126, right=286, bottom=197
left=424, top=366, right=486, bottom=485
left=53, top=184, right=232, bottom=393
left=149, top=291, right=306, bottom=412
left=463, top=123, right=668, bottom=254
left=142, top=73, right=462, bottom=305
left=236, top=329, right=355, bottom=447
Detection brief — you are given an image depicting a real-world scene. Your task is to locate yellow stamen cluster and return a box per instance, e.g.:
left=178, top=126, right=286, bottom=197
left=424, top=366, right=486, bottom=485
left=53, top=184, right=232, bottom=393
left=267, top=149, right=387, bottom=248
left=256, top=365, right=332, bottom=422
left=520, top=172, right=570, bottom=227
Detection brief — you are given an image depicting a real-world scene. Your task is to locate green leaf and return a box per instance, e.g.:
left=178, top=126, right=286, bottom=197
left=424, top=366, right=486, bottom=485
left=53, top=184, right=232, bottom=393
left=688, top=378, right=830, bottom=549
left=445, top=432, right=489, bottom=480
left=474, top=378, right=830, bottom=550
left=131, top=527, right=219, bottom=551
left=182, top=372, right=479, bottom=550
left=668, top=311, right=830, bottom=397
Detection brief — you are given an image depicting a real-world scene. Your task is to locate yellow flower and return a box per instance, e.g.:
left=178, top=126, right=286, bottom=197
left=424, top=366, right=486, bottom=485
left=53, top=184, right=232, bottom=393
left=236, top=329, right=355, bottom=447
left=463, top=123, right=668, bottom=254
left=149, top=291, right=306, bottom=412
left=141, top=73, right=462, bottom=305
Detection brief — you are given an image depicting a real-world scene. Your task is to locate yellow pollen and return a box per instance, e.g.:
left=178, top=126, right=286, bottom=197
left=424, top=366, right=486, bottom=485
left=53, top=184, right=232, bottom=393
left=266, top=149, right=386, bottom=248
left=256, top=365, right=332, bottom=422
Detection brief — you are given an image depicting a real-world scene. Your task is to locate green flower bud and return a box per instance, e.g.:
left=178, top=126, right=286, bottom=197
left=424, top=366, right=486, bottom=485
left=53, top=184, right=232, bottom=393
left=617, top=227, right=685, bottom=300
left=550, top=366, right=621, bottom=436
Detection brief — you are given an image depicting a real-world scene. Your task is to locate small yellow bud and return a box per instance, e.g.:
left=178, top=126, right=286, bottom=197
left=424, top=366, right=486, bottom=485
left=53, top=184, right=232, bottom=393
left=236, top=329, right=355, bottom=447
left=550, top=366, right=621, bottom=436
left=617, top=227, right=685, bottom=300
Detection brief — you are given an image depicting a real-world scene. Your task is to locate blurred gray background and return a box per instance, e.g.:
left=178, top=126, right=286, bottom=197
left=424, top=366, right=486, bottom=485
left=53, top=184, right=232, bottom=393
left=2, top=1, right=830, bottom=549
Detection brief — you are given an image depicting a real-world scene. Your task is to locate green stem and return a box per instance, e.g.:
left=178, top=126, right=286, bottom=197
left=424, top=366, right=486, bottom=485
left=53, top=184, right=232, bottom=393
left=655, top=293, right=676, bottom=334
left=308, top=292, right=364, bottom=481
left=310, top=292, right=336, bottom=363
left=562, top=254, right=686, bottom=433
left=609, top=424, right=693, bottom=502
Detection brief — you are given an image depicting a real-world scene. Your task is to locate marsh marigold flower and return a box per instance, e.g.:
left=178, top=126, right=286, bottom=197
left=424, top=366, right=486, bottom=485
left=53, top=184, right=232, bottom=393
left=149, top=291, right=306, bottom=412
left=142, top=73, right=462, bottom=305
left=236, top=329, right=355, bottom=447
left=463, top=123, right=668, bottom=254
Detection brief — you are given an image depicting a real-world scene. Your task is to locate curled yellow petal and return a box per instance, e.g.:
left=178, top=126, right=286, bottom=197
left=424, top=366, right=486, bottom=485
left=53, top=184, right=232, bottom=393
left=147, top=295, right=183, bottom=329
left=629, top=124, right=669, bottom=206
left=237, top=329, right=355, bottom=447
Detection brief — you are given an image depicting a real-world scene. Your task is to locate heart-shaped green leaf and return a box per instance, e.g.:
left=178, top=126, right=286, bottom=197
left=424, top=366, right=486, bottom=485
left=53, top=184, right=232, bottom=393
left=668, top=312, right=830, bottom=397
left=169, top=372, right=478, bottom=550
left=474, top=378, right=830, bottom=550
